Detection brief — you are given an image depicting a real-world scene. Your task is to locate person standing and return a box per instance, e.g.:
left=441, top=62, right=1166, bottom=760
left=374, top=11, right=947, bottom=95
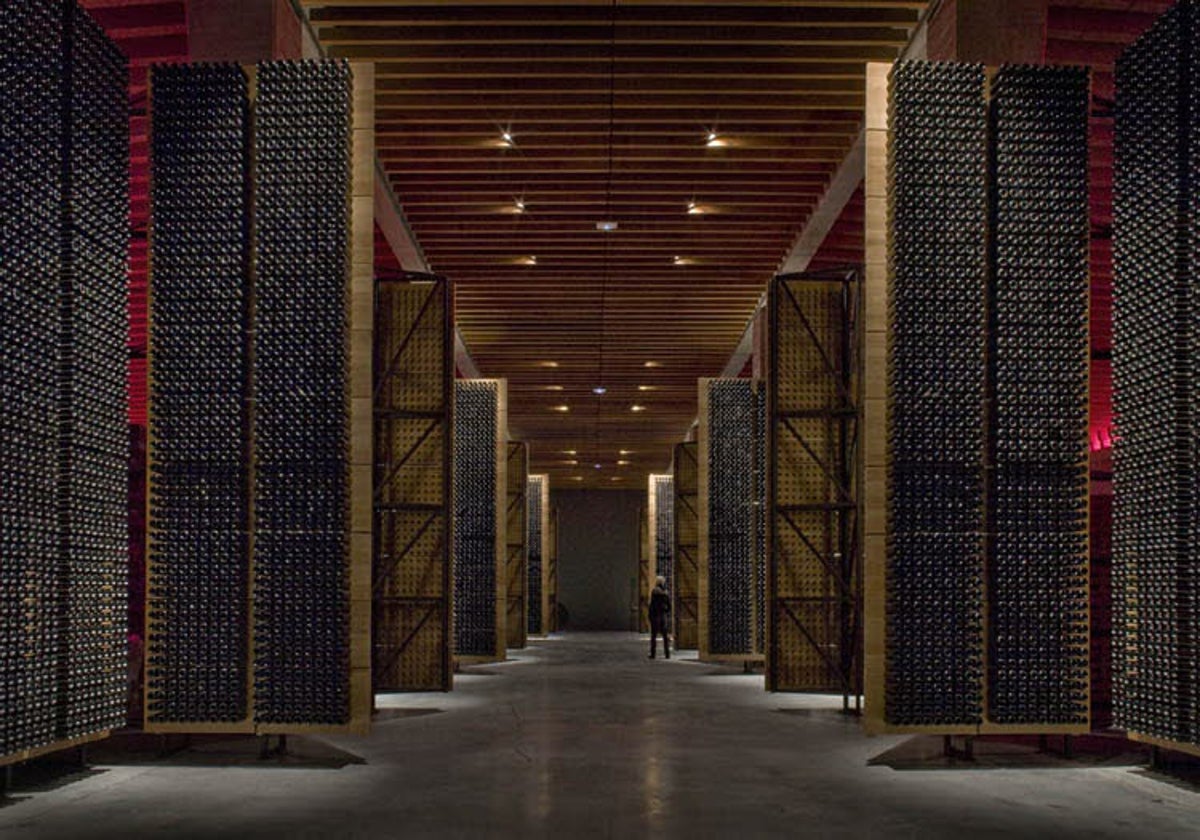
left=648, top=575, right=671, bottom=659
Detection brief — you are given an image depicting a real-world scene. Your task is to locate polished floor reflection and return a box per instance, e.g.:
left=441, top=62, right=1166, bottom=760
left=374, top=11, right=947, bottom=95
left=1, top=633, right=1197, bottom=838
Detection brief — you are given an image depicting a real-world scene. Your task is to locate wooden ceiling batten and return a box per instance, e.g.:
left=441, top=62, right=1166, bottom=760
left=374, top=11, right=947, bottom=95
left=301, top=0, right=927, bottom=487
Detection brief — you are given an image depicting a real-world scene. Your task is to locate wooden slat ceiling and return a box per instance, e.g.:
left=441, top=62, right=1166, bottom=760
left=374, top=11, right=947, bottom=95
left=302, top=0, right=928, bottom=488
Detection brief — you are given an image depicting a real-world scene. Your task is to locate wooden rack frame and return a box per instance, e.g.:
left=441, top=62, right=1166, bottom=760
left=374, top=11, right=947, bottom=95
left=505, top=442, right=529, bottom=650
left=766, top=268, right=862, bottom=702
left=672, top=443, right=700, bottom=649
left=373, top=274, right=453, bottom=692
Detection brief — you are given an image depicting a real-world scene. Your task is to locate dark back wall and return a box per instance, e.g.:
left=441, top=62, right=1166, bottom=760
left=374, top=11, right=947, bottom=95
left=552, top=489, right=642, bottom=631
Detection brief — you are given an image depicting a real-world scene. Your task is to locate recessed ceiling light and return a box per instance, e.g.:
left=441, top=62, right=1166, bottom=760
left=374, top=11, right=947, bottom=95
left=673, top=255, right=693, bottom=266
left=514, top=196, right=526, bottom=213
left=594, top=463, right=602, bottom=470
left=643, top=361, right=661, bottom=368
left=592, top=386, right=607, bottom=395
left=705, top=131, right=728, bottom=148
left=637, top=385, right=656, bottom=392
left=500, top=130, right=515, bottom=147
left=518, top=255, right=538, bottom=265
left=552, top=405, right=570, bottom=413
left=630, top=404, right=646, bottom=412
left=619, top=449, right=635, bottom=456
left=538, top=361, right=559, bottom=368
left=562, top=449, right=577, bottom=456
left=617, top=460, right=630, bottom=466
left=595, top=221, right=618, bottom=232
left=687, top=200, right=703, bottom=215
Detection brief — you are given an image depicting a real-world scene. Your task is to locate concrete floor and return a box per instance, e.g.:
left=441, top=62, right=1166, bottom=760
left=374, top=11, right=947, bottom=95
left=1, top=633, right=1198, bottom=838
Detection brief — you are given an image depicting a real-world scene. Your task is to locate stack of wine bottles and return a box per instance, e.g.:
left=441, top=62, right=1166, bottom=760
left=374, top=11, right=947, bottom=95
left=59, top=4, right=131, bottom=739
left=527, top=475, right=544, bottom=636
left=147, top=64, right=250, bottom=724
left=885, top=60, right=1090, bottom=728
left=887, top=61, right=988, bottom=726
left=454, top=381, right=500, bottom=657
left=706, top=380, right=760, bottom=655
left=148, top=59, right=354, bottom=729
left=989, top=65, right=1090, bottom=725
left=653, top=476, right=674, bottom=596
left=2, top=0, right=127, bottom=759
left=252, top=60, right=352, bottom=726
left=1113, top=1, right=1200, bottom=749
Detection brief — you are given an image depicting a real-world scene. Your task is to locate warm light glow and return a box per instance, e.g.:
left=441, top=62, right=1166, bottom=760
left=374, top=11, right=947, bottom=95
left=705, top=132, right=728, bottom=148
left=552, top=405, right=570, bottom=413
left=637, top=385, right=656, bottom=392
left=673, top=255, right=693, bottom=266
left=619, top=449, right=634, bottom=456
left=518, top=255, right=538, bottom=265
left=514, top=196, right=526, bottom=213
left=643, top=361, right=661, bottom=368
left=562, top=449, right=577, bottom=456
left=537, top=361, right=559, bottom=368
left=571, top=476, right=583, bottom=482
left=617, top=460, right=630, bottom=466
left=559, top=459, right=579, bottom=465
left=500, top=130, right=515, bottom=147
left=630, top=404, right=646, bottom=412
left=687, top=199, right=702, bottom=214
left=543, top=385, right=564, bottom=391
left=609, top=476, right=623, bottom=482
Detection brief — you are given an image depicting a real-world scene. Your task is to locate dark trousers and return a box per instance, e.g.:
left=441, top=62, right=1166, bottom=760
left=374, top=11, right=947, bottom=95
left=649, top=617, right=670, bottom=658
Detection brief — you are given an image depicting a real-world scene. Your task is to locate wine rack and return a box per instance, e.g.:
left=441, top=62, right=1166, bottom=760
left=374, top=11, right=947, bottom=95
left=886, top=61, right=989, bottom=727
left=863, top=60, right=1091, bottom=735
left=989, top=65, right=1090, bottom=726
left=652, top=475, right=674, bottom=603
left=672, top=443, right=700, bottom=650
left=374, top=276, right=453, bottom=692
left=1113, top=1, right=1200, bottom=757
left=453, top=379, right=508, bottom=662
left=146, top=59, right=372, bottom=735
left=767, top=269, right=861, bottom=695
left=547, top=507, right=560, bottom=633
left=2, top=0, right=127, bottom=767
left=251, top=60, right=353, bottom=725
left=527, top=475, right=550, bottom=636
left=505, top=442, right=528, bottom=650
left=147, top=63, right=250, bottom=726
left=698, top=378, right=766, bottom=662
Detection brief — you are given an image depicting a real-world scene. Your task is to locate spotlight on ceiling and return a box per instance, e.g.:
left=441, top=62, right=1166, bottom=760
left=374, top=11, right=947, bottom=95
left=595, top=221, right=618, bottom=232
left=630, top=404, right=646, bottom=413
left=514, top=196, right=526, bottom=213
left=592, top=386, right=607, bottom=395
left=687, top=199, right=703, bottom=215
left=705, top=131, right=728, bottom=148
left=500, top=130, right=515, bottom=147
left=552, top=405, right=570, bottom=413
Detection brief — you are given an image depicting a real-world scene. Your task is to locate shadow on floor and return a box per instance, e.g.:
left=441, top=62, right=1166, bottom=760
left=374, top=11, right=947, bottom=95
left=869, top=734, right=1149, bottom=771
left=88, top=732, right=365, bottom=770
left=1, top=762, right=109, bottom=808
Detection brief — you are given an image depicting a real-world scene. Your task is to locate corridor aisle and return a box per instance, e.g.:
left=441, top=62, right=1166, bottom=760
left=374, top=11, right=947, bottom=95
left=0, top=633, right=1197, bottom=838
